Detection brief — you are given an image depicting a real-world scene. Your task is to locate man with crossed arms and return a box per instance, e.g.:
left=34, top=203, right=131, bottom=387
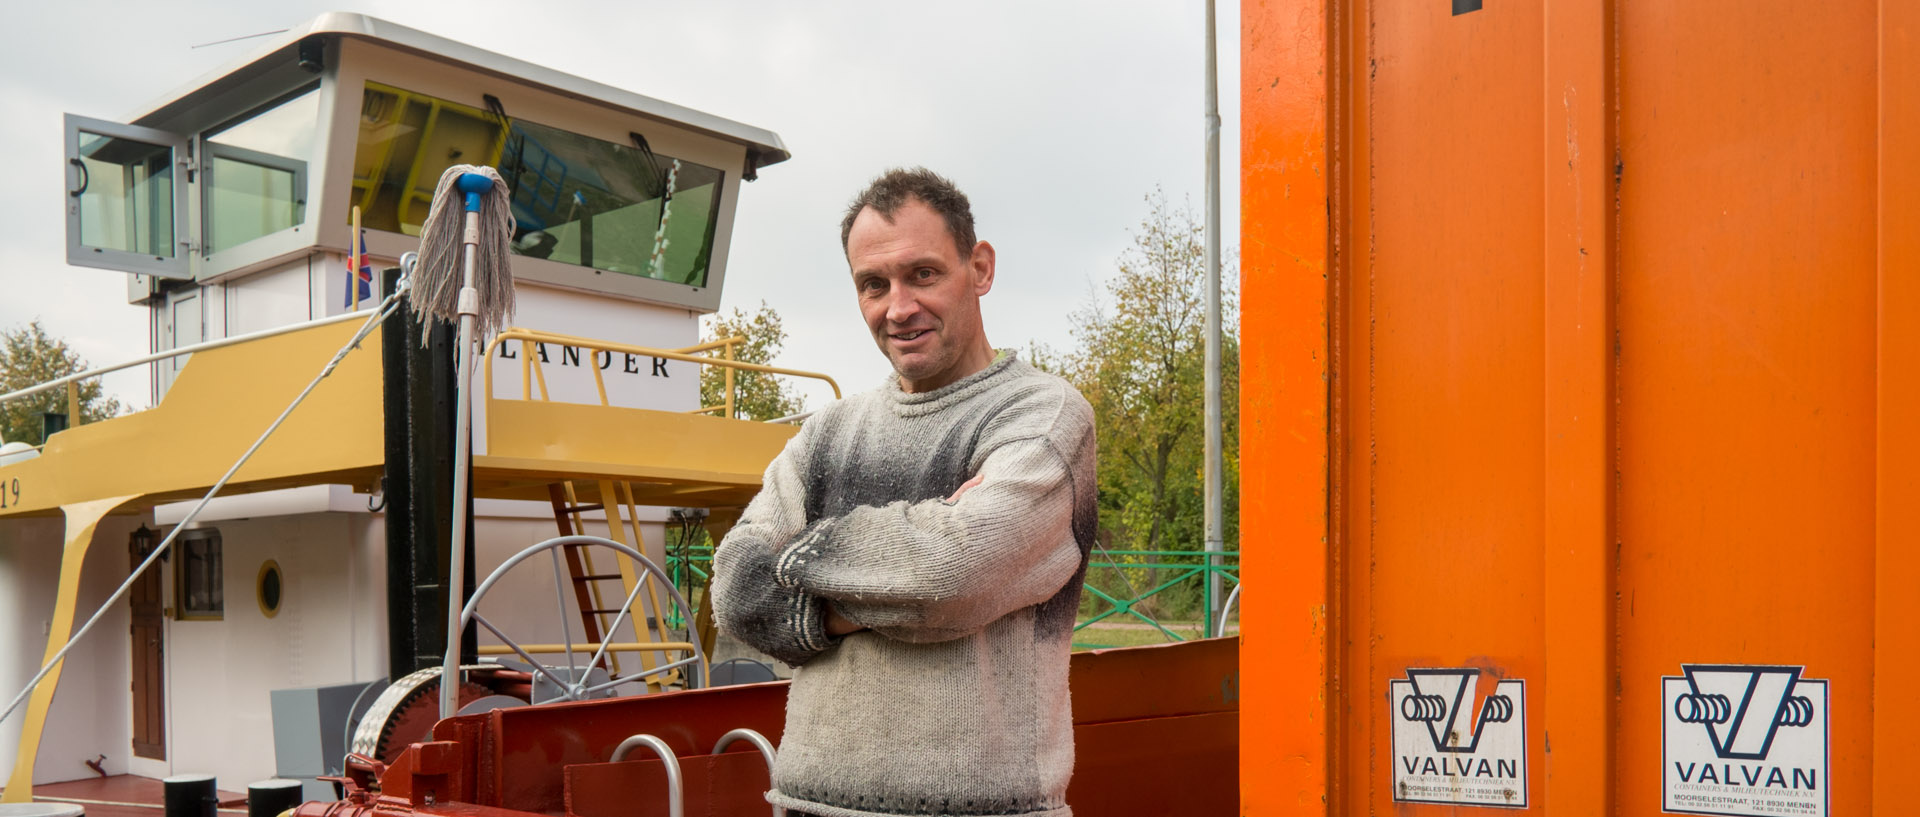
left=711, top=167, right=1097, bottom=817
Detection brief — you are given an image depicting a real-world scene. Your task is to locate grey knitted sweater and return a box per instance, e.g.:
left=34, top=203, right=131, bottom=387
left=710, top=352, right=1095, bottom=817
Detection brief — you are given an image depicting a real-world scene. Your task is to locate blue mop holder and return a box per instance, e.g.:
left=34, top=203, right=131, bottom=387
left=456, top=173, right=494, bottom=213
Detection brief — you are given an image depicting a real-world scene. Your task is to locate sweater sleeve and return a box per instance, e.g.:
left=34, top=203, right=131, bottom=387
left=771, top=419, right=1088, bottom=644
left=708, top=420, right=833, bottom=667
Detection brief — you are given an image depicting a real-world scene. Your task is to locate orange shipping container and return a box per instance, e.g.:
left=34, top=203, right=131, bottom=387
left=1238, top=1, right=1918, bottom=815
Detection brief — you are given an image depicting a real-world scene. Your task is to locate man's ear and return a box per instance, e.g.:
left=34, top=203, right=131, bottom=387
left=970, top=240, right=996, bottom=296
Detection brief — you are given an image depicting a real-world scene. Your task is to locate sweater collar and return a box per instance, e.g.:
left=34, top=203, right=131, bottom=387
left=886, top=350, right=1020, bottom=414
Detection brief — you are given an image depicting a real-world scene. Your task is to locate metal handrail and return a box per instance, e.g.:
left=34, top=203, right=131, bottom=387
left=1216, top=584, right=1242, bottom=638
left=481, top=327, right=841, bottom=415
left=0, top=308, right=379, bottom=409
left=669, top=336, right=747, bottom=356
left=475, top=641, right=698, bottom=656
left=0, top=254, right=411, bottom=434
left=612, top=734, right=683, bottom=817
left=0, top=253, right=408, bottom=412
left=712, top=728, right=783, bottom=817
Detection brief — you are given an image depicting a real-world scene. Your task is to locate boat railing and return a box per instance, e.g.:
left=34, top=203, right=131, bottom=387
left=611, top=734, right=684, bottom=817
left=1216, top=583, right=1243, bottom=638
left=711, top=728, right=783, bottom=817
left=604, top=729, right=780, bottom=817
left=0, top=310, right=839, bottom=455
left=0, top=307, right=387, bottom=448
left=481, top=327, right=840, bottom=420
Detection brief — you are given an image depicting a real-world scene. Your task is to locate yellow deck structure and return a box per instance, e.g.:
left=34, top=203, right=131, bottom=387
left=0, top=318, right=834, bottom=800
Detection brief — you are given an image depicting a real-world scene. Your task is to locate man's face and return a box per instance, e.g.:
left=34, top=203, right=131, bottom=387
left=846, top=198, right=996, bottom=393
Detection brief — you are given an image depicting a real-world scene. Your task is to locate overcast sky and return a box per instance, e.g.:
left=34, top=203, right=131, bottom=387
left=0, top=1, right=1240, bottom=411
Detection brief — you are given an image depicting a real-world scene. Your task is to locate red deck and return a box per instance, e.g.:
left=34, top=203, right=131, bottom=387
left=16, top=775, right=246, bottom=817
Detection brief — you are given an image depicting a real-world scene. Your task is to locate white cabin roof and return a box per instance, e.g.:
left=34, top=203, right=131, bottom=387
left=124, top=11, right=791, bottom=173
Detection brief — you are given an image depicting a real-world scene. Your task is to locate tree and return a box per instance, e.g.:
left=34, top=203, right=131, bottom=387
left=698, top=301, right=804, bottom=422
left=0, top=321, right=126, bottom=445
left=1045, top=191, right=1240, bottom=589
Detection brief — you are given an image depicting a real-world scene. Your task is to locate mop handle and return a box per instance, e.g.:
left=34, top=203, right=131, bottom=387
left=442, top=173, right=494, bottom=719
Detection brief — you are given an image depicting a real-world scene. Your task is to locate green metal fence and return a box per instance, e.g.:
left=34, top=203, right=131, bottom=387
left=662, top=545, right=1241, bottom=649
left=1073, top=549, right=1240, bottom=649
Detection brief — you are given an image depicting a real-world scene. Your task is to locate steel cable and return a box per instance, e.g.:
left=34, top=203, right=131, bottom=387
left=0, top=284, right=408, bottom=728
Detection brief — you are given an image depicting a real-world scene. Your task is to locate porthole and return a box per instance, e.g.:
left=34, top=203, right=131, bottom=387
left=257, top=560, right=283, bottom=618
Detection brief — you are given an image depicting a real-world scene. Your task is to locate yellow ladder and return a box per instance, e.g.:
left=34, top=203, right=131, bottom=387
left=548, top=479, right=685, bottom=691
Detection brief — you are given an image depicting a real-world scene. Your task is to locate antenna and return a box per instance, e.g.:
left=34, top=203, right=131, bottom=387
left=190, top=28, right=289, bottom=49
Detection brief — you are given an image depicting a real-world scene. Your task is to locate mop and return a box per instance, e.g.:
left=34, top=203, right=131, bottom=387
left=409, top=165, right=516, bottom=718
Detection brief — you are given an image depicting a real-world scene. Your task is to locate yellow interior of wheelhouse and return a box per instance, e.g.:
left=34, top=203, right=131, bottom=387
left=351, top=82, right=725, bottom=286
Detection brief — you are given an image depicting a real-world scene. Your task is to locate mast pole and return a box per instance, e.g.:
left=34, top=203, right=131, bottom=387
left=1203, top=0, right=1226, bottom=635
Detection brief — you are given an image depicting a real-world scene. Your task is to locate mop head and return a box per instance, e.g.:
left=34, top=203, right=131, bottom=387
left=411, top=164, right=517, bottom=344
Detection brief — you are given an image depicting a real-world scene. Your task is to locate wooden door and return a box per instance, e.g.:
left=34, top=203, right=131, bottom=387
left=129, top=530, right=165, bottom=760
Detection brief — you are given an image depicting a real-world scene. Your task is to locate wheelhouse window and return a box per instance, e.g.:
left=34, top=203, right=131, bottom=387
left=351, top=82, right=723, bottom=287
left=74, top=133, right=174, bottom=258
left=175, top=528, right=224, bottom=620
left=202, top=85, right=319, bottom=255
left=64, top=115, right=189, bottom=277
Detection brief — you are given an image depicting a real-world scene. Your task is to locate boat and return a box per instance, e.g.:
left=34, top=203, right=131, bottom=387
left=0, top=13, right=1240, bottom=817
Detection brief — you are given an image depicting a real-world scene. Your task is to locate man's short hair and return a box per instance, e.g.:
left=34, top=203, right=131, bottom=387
left=840, top=167, right=977, bottom=260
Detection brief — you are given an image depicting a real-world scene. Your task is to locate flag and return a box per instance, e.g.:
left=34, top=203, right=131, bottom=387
left=345, top=229, right=374, bottom=307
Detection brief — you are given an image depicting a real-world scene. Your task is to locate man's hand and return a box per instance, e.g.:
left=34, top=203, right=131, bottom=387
left=946, top=474, right=984, bottom=504
left=824, top=604, right=866, bottom=636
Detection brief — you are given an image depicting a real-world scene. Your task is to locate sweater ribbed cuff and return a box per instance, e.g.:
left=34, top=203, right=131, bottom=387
left=714, top=536, right=832, bottom=667
left=791, top=589, right=831, bottom=654
left=775, top=517, right=836, bottom=590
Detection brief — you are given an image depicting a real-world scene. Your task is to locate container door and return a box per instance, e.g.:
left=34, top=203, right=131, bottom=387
left=63, top=114, right=190, bottom=279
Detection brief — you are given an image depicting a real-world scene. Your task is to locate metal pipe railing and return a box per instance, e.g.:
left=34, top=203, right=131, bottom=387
left=1216, top=583, right=1242, bottom=638
left=0, top=308, right=379, bottom=409
left=481, top=328, right=840, bottom=417
left=712, top=729, right=783, bottom=817
left=612, top=734, right=684, bottom=817
left=474, top=641, right=698, bottom=656
left=0, top=253, right=412, bottom=415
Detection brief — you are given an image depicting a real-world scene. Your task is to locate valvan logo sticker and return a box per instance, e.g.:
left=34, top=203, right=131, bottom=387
left=1662, top=664, right=1829, bottom=817
left=1390, top=668, right=1527, bottom=809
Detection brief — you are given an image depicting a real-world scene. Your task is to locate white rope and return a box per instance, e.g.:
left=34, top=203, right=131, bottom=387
left=0, top=286, right=407, bottom=728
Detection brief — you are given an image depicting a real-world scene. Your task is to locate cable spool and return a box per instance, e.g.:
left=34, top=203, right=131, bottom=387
left=1674, top=693, right=1733, bottom=724
left=349, top=665, right=498, bottom=763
